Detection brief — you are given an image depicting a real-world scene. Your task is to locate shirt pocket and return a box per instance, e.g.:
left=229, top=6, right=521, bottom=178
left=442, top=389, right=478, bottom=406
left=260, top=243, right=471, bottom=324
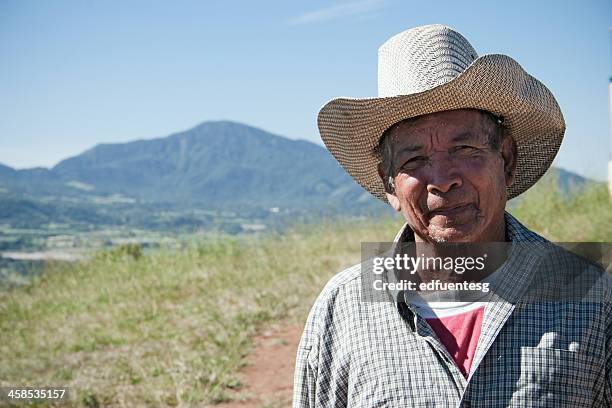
left=512, top=346, right=599, bottom=407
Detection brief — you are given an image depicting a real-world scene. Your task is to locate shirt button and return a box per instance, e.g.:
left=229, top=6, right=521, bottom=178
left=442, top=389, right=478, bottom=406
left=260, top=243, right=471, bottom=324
left=462, top=401, right=471, bottom=408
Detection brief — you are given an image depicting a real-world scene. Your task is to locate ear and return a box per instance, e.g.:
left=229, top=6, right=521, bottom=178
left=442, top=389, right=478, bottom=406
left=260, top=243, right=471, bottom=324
left=377, top=162, right=401, bottom=212
left=500, top=134, right=517, bottom=187
left=385, top=192, right=401, bottom=211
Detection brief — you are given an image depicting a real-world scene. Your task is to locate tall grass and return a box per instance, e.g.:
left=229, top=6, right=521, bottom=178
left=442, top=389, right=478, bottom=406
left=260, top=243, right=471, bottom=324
left=0, top=178, right=609, bottom=406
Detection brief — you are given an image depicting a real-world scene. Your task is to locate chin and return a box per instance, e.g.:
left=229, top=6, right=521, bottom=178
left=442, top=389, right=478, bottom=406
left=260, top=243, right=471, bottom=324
left=427, top=226, right=477, bottom=243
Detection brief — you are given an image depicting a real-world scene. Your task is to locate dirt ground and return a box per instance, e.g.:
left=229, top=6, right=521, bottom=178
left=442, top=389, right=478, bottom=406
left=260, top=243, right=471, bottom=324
left=212, top=324, right=303, bottom=408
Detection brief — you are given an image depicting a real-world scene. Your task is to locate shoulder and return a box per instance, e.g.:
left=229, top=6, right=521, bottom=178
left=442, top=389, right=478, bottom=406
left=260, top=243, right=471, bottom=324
left=298, top=263, right=363, bottom=350
left=310, top=262, right=363, bottom=325
left=319, top=262, right=363, bottom=298
left=506, top=211, right=612, bottom=303
left=504, top=211, right=549, bottom=243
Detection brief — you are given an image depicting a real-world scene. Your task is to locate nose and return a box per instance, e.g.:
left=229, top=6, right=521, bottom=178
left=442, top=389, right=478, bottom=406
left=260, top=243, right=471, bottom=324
left=426, top=154, right=462, bottom=194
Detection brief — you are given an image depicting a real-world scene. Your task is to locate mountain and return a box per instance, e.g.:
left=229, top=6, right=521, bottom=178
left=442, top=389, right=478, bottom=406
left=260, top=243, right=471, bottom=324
left=0, top=121, right=386, bottom=231
left=49, top=121, right=376, bottom=209
left=549, top=167, right=589, bottom=193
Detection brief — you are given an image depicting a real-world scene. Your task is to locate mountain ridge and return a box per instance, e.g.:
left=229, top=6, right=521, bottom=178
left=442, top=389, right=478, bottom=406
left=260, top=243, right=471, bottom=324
left=0, top=121, right=379, bottom=212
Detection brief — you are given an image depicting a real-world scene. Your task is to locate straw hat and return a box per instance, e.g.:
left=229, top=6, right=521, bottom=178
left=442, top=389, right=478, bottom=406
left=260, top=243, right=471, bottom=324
left=318, top=24, right=565, bottom=202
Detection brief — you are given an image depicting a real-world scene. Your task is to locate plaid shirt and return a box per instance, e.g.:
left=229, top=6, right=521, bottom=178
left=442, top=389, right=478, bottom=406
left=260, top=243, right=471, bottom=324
left=293, top=212, right=612, bottom=407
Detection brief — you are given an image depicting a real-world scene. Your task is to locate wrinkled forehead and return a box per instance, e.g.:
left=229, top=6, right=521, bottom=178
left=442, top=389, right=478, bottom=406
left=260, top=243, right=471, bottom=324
left=385, top=109, right=492, bottom=147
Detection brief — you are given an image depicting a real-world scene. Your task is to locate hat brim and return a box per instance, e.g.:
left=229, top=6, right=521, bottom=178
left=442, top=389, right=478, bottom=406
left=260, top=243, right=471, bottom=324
left=317, top=54, right=566, bottom=202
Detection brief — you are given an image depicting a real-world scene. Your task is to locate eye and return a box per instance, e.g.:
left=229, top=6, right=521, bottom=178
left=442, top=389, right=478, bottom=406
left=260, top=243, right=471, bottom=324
left=400, top=156, right=428, bottom=170
left=453, top=145, right=480, bottom=155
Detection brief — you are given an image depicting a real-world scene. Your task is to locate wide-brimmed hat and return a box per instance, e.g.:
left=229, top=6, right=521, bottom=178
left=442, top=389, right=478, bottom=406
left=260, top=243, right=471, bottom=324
left=318, top=24, right=565, bottom=202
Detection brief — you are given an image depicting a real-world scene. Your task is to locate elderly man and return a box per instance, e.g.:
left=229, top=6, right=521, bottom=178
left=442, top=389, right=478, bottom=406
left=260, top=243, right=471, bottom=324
left=293, top=24, right=611, bottom=407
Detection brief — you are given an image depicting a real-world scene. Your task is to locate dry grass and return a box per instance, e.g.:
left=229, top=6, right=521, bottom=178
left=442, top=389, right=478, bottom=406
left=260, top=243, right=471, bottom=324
left=0, top=217, right=401, bottom=407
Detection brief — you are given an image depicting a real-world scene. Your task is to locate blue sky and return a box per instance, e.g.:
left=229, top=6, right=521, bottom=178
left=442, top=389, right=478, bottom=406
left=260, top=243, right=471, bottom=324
left=1, top=0, right=611, bottom=181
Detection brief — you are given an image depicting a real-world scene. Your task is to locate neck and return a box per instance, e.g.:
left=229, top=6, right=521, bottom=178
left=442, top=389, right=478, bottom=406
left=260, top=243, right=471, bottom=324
left=406, top=213, right=509, bottom=285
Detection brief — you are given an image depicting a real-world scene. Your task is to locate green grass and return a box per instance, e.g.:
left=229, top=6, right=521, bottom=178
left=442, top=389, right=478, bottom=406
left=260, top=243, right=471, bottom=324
left=509, top=175, right=612, bottom=241
left=0, top=179, right=610, bottom=406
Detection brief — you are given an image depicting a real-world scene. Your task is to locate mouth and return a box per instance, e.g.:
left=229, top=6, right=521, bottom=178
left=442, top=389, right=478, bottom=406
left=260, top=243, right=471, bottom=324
left=428, top=203, right=472, bottom=218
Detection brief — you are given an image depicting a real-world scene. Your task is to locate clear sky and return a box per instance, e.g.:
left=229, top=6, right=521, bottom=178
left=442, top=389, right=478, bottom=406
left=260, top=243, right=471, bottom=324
left=1, top=0, right=611, bottom=181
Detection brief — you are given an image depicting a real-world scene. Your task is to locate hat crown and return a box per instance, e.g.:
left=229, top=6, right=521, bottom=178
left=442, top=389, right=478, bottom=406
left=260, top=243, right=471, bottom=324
left=378, top=24, right=478, bottom=97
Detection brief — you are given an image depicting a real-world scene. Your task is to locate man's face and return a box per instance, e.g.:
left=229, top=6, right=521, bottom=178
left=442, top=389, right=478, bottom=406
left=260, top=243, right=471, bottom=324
left=379, top=109, right=517, bottom=243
